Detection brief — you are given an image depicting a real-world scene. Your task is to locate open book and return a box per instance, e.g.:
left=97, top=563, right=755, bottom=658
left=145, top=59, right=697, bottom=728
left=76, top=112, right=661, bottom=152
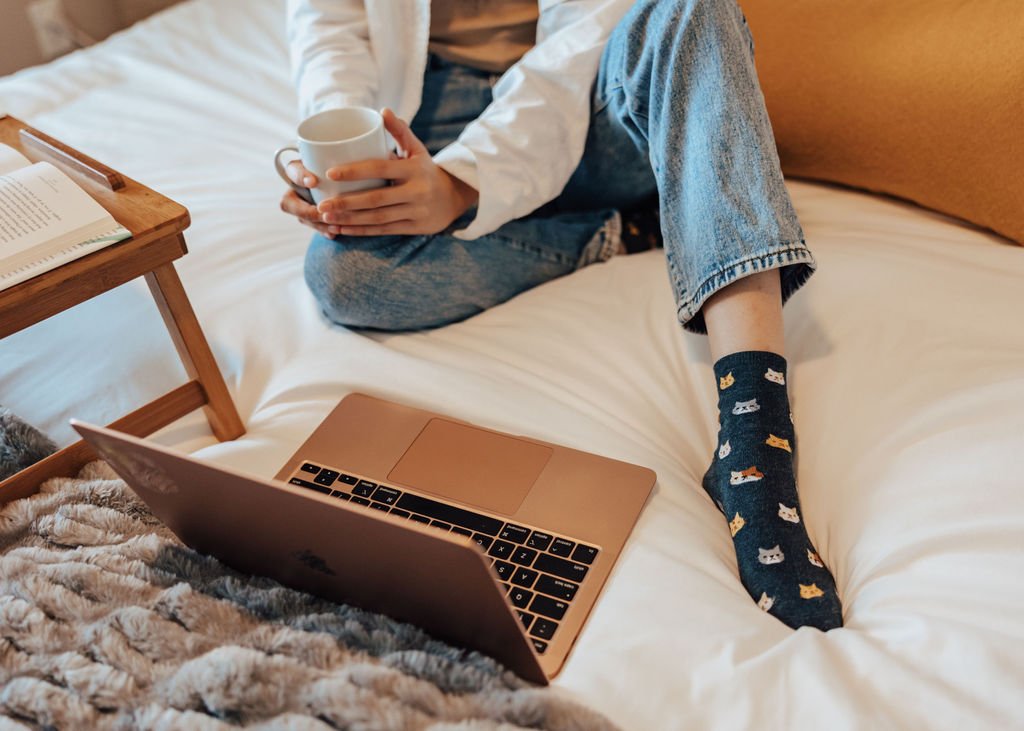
left=0, top=143, right=130, bottom=292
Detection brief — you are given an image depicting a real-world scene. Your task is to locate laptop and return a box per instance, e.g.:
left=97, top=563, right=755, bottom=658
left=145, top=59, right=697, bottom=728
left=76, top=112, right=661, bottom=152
left=72, top=392, right=656, bottom=684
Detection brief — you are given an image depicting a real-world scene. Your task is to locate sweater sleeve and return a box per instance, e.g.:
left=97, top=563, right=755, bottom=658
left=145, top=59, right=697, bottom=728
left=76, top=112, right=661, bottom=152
left=287, top=0, right=379, bottom=118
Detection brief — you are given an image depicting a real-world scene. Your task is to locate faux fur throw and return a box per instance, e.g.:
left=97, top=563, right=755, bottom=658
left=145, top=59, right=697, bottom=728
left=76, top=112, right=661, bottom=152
left=0, top=409, right=56, bottom=481
left=0, top=463, right=620, bottom=730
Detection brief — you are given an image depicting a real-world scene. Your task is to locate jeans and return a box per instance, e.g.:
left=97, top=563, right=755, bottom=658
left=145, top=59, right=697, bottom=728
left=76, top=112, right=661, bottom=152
left=304, top=0, right=815, bottom=334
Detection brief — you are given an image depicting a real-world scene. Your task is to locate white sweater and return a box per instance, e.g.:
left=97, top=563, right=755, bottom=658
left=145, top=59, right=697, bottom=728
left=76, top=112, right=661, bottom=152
left=287, top=0, right=633, bottom=239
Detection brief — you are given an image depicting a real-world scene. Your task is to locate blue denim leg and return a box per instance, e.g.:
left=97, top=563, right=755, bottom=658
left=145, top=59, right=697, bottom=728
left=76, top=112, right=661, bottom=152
left=594, top=0, right=816, bottom=333
left=304, top=208, right=620, bottom=330
left=304, top=55, right=619, bottom=331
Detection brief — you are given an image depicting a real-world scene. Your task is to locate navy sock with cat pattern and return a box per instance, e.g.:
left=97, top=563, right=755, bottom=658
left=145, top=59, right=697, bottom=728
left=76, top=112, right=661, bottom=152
left=702, top=351, right=843, bottom=631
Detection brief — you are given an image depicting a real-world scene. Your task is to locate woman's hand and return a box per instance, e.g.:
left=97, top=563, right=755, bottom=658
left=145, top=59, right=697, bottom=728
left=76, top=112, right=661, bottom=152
left=315, top=108, right=478, bottom=237
left=279, top=161, right=340, bottom=237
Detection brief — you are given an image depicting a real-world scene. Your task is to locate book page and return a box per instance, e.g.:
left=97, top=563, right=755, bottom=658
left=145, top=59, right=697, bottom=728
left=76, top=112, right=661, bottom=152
left=0, top=143, right=31, bottom=176
left=0, top=161, right=111, bottom=262
left=0, top=223, right=130, bottom=292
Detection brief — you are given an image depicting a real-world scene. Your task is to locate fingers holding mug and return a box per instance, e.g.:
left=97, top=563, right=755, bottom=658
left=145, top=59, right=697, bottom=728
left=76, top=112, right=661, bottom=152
left=280, top=188, right=342, bottom=238
left=286, top=159, right=318, bottom=188
left=274, top=145, right=317, bottom=205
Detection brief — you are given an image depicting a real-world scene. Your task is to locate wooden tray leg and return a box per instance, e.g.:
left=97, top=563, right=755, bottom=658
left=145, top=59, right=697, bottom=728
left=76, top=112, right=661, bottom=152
left=145, top=248, right=245, bottom=441
left=0, top=382, right=207, bottom=505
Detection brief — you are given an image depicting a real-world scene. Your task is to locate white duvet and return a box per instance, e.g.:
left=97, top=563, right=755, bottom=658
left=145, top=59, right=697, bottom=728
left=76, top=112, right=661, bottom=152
left=2, top=1, right=1023, bottom=728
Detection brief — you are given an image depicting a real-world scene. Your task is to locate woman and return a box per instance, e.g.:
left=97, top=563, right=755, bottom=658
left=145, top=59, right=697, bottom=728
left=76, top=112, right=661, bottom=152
left=280, top=0, right=842, bottom=631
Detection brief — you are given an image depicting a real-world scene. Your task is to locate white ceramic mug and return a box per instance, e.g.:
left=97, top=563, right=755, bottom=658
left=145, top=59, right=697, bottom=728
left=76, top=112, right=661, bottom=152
left=274, top=107, right=388, bottom=204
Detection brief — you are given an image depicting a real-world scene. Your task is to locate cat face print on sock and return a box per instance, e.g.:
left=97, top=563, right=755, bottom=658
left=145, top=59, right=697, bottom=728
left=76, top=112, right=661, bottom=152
left=799, top=583, right=824, bottom=599
left=765, top=434, right=791, bottom=452
left=758, top=545, right=785, bottom=564
left=807, top=549, right=824, bottom=567
left=729, top=512, right=745, bottom=536
left=778, top=503, right=800, bottom=523
left=732, top=399, right=760, bottom=415
left=719, top=372, right=735, bottom=389
left=730, top=466, right=764, bottom=485
left=718, top=440, right=731, bottom=458
left=757, top=592, right=775, bottom=611
left=764, top=368, right=786, bottom=385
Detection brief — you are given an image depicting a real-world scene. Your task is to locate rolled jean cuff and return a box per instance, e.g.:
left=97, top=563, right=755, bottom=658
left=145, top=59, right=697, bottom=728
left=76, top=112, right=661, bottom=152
left=576, top=210, right=622, bottom=268
left=676, top=242, right=817, bottom=334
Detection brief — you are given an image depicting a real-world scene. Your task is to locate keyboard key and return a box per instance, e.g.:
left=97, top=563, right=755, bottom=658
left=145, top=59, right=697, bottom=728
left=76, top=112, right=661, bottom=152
left=410, top=514, right=430, bottom=524
left=430, top=520, right=452, bottom=531
left=451, top=527, right=472, bottom=537
left=512, top=568, right=538, bottom=588
left=516, top=611, right=534, bottom=631
left=472, top=534, right=494, bottom=551
left=395, top=493, right=504, bottom=536
left=350, top=497, right=370, bottom=506
left=535, top=575, right=579, bottom=601
left=488, top=540, right=515, bottom=560
left=370, top=502, right=389, bottom=512
left=499, top=524, right=531, bottom=544
left=334, top=492, right=351, bottom=501
left=314, top=469, right=339, bottom=487
left=353, top=479, right=377, bottom=497
left=534, top=553, right=589, bottom=582
left=289, top=478, right=331, bottom=495
left=371, top=486, right=402, bottom=505
left=389, top=508, right=411, bottom=518
left=571, top=544, right=599, bottom=565
left=531, top=638, right=548, bottom=654
left=526, top=531, right=553, bottom=551
left=493, top=560, right=515, bottom=581
left=509, top=588, right=533, bottom=609
left=338, top=473, right=358, bottom=485
left=529, top=594, right=568, bottom=621
left=511, top=547, right=538, bottom=566
left=300, top=463, right=320, bottom=474
left=530, top=618, right=558, bottom=640
left=549, top=538, right=575, bottom=557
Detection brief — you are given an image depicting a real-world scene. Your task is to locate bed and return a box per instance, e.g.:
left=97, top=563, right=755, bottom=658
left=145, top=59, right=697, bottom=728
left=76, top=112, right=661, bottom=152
left=2, top=0, right=1023, bottom=728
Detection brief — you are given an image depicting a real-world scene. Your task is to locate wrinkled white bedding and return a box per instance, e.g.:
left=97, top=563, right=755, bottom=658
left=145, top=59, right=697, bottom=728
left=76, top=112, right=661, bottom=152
left=2, top=1, right=1023, bottom=728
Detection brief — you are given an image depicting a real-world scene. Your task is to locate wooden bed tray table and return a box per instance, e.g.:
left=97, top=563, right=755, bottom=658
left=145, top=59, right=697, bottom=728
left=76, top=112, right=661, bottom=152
left=0, top=115, right=245, bottom=503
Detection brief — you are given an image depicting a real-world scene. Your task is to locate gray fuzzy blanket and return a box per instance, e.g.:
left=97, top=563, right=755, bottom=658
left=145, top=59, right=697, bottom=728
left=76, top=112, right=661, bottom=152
left=0, top=409, right=56, bottom=481
left=0, top=463, right=619, bottom=730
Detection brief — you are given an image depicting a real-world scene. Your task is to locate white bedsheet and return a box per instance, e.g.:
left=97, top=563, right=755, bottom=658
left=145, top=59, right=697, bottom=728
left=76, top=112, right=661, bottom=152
left=2, top=1, right=1023, bottom=728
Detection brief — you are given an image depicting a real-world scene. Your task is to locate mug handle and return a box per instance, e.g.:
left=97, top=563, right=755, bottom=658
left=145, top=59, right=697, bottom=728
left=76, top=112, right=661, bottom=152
left=274, top=145, right=315, bottom=204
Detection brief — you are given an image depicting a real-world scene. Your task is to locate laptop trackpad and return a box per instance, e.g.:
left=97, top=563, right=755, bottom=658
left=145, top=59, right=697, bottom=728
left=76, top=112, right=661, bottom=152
left=387, top=418, right=552, bottom=516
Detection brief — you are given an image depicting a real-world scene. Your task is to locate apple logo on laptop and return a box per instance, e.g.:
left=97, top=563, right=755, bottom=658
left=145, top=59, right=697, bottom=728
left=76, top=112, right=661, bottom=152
left=292, top=548, right=336, bottom=576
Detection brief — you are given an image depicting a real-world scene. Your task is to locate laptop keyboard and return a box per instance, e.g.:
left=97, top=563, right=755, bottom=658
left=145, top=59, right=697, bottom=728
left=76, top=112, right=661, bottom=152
left=290, top=461, right=601, bottom=655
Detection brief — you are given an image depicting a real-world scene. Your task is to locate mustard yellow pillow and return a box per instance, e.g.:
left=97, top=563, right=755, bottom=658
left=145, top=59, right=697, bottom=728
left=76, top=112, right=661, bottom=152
left=738, top=0, right=1024, bottom=245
